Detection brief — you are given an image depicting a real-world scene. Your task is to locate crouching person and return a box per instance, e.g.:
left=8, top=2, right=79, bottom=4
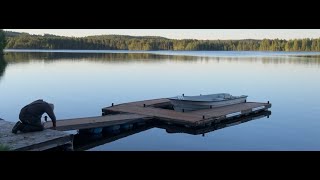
left=12, top=99, right=56, bottom=134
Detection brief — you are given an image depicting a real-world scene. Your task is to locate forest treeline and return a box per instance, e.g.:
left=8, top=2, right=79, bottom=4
left=0, top=30, right=6, bottom=54
left=4, top=31, right=320, bottom=51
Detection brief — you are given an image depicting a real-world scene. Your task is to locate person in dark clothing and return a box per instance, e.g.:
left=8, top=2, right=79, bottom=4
left=12, top=99, right=57, bottom=134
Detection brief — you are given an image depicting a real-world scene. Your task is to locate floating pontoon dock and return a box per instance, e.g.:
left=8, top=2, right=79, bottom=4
left=2, top=97, right=271, bottom=151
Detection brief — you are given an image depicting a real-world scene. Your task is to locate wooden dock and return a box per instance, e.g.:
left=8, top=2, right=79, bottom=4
left=2, top=97, right=271, bottom=151
left=44, top=114, right=152, bottom=131
left=43, top=98, right=271, bottom=132
left=102, top=98, right=271, bottom=127
left=0, top=120, right=73, bottom=151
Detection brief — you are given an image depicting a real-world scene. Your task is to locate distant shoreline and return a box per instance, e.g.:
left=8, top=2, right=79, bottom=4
left=4, top=49, right=320, bottom=59
left=5, top=31, right=320, bottom=52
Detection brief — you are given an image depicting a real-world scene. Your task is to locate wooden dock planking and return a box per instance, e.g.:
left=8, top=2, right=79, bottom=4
left=0, top=120, right=73, bottom=151
left=106, top=105, right=203, bottom=125
left=106, top=98, right=170, bottom=108
left=44, top=114, right=151, bottom=131
left=103, top=98, right=272, bottom=127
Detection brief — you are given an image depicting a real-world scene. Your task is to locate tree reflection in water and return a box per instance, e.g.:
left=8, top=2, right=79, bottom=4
left=0, top=56, right=7, bottom=81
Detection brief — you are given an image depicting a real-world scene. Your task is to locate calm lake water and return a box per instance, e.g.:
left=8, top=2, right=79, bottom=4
left=1, top=50, right=320, bottom=151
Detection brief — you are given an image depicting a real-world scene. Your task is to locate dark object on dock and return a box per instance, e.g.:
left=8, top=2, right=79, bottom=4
left=18, top=99, right=56, bottom=133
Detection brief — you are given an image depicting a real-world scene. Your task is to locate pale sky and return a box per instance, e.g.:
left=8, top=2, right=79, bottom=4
left=5, top=29, right=320, bottom=40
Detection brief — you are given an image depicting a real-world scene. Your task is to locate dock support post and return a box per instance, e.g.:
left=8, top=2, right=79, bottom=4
left=64, top=143, right=74, bottom=151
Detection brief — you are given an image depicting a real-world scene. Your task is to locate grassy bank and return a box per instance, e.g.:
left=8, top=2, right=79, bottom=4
left=0, top=144, right=10, bottom=151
